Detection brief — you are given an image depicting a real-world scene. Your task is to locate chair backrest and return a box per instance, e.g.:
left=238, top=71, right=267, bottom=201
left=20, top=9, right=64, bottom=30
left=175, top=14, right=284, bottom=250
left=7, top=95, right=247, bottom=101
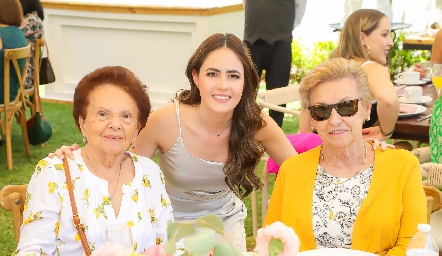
left=4, top=44, right=31, bottom=109
left=257, top=84, right=302, bottom=116
left=32, top=37, right=45, bottom=112
left=0, top=184, right=28, bottom=244
left=423, top=185, right=442, bottom=223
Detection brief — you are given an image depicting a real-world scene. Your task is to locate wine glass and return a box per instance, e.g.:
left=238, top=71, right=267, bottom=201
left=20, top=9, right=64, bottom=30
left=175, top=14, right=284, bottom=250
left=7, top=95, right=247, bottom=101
left=105, top=224, right=133, bottom=250
left=432, top=64, right=442, bottom=96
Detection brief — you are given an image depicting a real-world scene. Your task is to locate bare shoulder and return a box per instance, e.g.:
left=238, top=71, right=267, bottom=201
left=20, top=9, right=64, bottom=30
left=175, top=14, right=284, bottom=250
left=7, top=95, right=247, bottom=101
left=147, top=103, right=177, bottom=125
left=255, top=112, right=279, bottom=141
left=362, top=61, right=389, bottom=75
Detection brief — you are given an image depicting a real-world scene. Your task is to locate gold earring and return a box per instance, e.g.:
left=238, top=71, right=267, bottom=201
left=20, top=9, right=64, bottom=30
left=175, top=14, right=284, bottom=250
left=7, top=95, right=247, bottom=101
left=83, top=137, right=88, bottom=144
left=365, top=45, right=371, bottom=56
left=365, top=117, right=370, bottom=121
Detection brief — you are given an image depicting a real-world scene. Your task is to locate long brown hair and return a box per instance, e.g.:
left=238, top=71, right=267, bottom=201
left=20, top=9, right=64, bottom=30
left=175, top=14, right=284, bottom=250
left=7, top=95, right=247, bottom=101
left=178, top=33, right=264, bottom=198
left=330, top=9, right=386, bottom=60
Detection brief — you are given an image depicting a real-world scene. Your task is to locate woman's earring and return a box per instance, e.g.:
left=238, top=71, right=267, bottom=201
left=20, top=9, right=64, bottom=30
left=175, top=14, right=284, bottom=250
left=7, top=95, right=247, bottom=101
left=365, top=45, right=371, bottom=56
left=365, top=117, right=370, bottom=121
left=83, top=137, right=88, bottom=144
left=131, top=140, right=136, bottom=149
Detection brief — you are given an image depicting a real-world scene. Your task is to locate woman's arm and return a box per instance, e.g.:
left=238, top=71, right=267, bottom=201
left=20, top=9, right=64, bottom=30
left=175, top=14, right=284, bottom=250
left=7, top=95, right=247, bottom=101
left=431, top=29, right=442, bottom=64
left=299, top=109, right=313, bottom=133
left=15, top=159, right=61, bottom=255
left=362, top=63, right=399, bottom=141
left=255, top=112, right=297, bottom=165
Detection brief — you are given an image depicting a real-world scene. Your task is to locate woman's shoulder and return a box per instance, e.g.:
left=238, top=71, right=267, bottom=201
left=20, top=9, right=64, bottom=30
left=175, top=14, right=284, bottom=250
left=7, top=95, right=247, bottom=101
left=375, top=148, right=419, bottom=164
left=130, top=152, right=161, bottom=172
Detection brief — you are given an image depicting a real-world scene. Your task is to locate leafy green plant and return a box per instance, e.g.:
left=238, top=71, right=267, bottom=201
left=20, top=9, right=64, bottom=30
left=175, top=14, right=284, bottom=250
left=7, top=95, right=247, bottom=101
left=165, top=215, right=242, bottom=256
left=290, top=40, right=337, bottom=83
left=388, top=32, right=431, bottom=80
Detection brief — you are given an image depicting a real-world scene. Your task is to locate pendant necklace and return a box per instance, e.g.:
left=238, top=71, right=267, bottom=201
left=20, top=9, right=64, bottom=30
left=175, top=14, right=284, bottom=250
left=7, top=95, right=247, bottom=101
left=320, top=141, right=367, bottom=185
left=84, top=148, right=123, bottom=200
left=196, top=107, right=231, bottom=137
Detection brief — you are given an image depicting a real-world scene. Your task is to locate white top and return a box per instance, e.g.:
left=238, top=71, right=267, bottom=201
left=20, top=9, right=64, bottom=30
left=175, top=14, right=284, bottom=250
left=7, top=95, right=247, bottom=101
left=15, top=149, right=173, bottom=255
left=312, top=164, right=374, bottom=248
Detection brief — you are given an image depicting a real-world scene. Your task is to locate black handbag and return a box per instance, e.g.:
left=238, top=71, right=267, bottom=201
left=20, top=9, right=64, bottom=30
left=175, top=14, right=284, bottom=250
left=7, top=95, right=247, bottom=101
left=26, top=112, right=52, bottom=145
left=39, top=42, right=55, bottom=85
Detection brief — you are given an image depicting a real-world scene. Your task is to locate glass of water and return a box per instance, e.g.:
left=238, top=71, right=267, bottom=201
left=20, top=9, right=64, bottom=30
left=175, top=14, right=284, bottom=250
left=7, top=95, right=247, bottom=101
left=105, top=224, right=133, bottom=251
left=421, top=61, right=435, bottom=81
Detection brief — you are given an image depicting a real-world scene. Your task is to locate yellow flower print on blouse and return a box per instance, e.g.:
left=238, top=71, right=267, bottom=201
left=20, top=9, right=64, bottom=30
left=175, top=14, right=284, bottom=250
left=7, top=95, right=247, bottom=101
left=161, top=194, right=170, bottom=207
left=94, top=197, right=111, bottom=219
left=138, top=212, right=142, bottom=222
left=156, top=238, right=163, bottom=245
left=55, top=221, right=59, bottom=235
left=23, top=211, right=43, bottom=225
left=132, top=189, right=139, bottom=202
left=64, top=177, right=80, bottom=190
left=142, top=174, right=151, bottom=188
left=74, top=233, right=80, bottom=241
left=127, top=221, right=134, bottom=227
left=35, top=159, right=49, bottom=175
left=160, top=172, right=165, bottom=185
left=24, top=192, right=30, bottom=211
left=82, top=189, right=90, bottom=206
left=131, top=155, right=139, bottom=163
left=77, top=163, right=84, bottom=172
left=54, top=163, right=64, bottom=171
left=133, top=242, right=138, bottom=251
left=48, top=182, right=58, bottom=193
left=148, top=208, right=157, bottom=224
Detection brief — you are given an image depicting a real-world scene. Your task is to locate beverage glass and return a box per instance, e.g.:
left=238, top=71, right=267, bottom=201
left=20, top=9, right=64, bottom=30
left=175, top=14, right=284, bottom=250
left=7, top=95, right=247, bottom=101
left=431, top=64, right=442, bottom=95
left=420, top=61, right=435, bottom=80
left=105, top=224, right=133, bottom=250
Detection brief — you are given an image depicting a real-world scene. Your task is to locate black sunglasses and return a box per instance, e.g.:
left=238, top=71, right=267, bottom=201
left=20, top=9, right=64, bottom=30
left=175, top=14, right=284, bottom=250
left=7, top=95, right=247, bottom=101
left=308, top=99, right=360, bottom=121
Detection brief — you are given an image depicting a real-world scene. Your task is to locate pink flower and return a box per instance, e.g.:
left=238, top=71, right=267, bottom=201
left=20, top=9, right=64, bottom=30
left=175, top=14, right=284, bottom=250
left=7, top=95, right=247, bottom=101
left=140, top=245, right=169, bottom=256
left=92, top=242, right=133, bottom=256
left=255, top=221, right=300, bottom=256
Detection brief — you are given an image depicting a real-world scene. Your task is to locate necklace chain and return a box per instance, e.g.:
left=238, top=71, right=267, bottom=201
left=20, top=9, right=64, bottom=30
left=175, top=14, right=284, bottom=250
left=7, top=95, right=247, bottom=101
left=320, top=141, right=368, bottom=185
left=84, top=148, right=123, bottom=200
left=196, top=107, right=231, bottom=137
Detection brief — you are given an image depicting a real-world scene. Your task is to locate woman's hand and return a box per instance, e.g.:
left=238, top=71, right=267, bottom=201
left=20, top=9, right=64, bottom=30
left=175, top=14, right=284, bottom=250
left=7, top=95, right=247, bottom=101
left=362, top=126, right=390, bottom=142
left=47, top=144, right=80, bottom=160
left=413, top=63, right=426, bottom=78
left=365, top=137, right=394, bottom=151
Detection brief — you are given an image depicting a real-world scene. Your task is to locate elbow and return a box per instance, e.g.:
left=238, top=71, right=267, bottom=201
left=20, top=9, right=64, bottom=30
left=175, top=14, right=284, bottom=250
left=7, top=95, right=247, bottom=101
left=377, top=95, right=399, bottom=111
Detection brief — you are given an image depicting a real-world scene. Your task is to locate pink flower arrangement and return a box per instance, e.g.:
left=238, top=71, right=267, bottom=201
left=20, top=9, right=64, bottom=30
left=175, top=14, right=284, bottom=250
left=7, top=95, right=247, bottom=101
left=255, top=221, right=300, bottom=256
left=140, top=245, right=169, bottom=256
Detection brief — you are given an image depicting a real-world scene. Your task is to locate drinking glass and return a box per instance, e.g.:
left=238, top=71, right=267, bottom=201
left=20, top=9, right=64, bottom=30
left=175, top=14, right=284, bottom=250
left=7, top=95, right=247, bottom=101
left=421, top=61, right=435, bottom=80
left=431, top=64, right=442, bottom=95
left=105, top=224, right=133, bottom=250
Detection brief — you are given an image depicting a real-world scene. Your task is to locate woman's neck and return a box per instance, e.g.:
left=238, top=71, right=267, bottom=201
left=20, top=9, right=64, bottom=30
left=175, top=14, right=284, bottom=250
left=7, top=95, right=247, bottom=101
left=196, top=104, right=233, bottom=131
left=321, top=139, right=367, bottom=169
left=83, top=146, right=125, bottom=170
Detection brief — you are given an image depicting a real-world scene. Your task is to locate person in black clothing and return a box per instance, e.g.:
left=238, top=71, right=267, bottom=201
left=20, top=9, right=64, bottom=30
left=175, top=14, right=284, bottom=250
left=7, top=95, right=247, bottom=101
left=243, top=0, right=307, bottom=127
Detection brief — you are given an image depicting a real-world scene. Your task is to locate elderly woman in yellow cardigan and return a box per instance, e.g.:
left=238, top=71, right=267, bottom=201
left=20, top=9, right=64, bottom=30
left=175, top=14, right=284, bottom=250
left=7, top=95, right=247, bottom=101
left=264, top=58, right=427, bottom=256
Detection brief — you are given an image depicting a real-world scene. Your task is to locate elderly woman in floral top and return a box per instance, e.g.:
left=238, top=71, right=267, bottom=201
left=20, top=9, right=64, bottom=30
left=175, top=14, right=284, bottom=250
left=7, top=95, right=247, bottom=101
left=19, top=0, right=44, bottom=89
left=15, top=66, right=173, bottom=255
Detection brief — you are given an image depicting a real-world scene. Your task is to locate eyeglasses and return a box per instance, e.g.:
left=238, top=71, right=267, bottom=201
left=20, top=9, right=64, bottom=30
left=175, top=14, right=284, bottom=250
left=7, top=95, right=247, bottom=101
left=308, top=99, right=359, bottom=121
left=92, top=109, right=135, bottom=124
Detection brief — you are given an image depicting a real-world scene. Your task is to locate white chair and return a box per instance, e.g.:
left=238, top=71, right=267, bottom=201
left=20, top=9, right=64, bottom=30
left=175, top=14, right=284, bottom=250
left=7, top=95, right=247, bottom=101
left=251, top=84, right=302, bottom=237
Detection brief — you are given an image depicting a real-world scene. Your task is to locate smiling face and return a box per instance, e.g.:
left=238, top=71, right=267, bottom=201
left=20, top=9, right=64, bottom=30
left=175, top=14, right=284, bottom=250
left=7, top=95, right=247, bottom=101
left=361, top=16, right=394, bottom=65
left=310, top=77, right=371, bottom=148
left=79, top=85, right=139, bottom=156
left=192, top=47, right=245, bottom=114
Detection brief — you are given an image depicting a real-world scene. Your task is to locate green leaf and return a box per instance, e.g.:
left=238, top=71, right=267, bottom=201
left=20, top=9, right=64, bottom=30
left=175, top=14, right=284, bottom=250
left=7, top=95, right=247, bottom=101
left=268, top=238, right=284, bottom=256
left=164, top=240, right=177, bottom=255
left=183, top=227, right=216, bottom=255
left=212, top=241, right=242, bottom=256
left=167, top=221, right=196, bottom=242
left=195, top=214, right=225, bottom=234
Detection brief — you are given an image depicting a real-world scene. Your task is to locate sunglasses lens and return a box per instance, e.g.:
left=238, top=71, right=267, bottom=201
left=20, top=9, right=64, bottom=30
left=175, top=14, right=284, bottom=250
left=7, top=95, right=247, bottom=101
left=309, top=105, right=332, bottom=121
left=337, top=100, right=358, bottom=117
left=309, top=99, right=359, bottom=121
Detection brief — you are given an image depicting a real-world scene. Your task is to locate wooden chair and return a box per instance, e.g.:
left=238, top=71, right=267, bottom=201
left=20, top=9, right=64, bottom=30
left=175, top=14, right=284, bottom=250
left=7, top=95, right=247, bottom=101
left=0, top=184, right=28, bottom=244
left=412, top=146, right=442, bottom=250
left=24, top=37, right=45, bottom=117
left=2, top=45, right=32, bottom=169
left=251, top=84, right=302, bottom=237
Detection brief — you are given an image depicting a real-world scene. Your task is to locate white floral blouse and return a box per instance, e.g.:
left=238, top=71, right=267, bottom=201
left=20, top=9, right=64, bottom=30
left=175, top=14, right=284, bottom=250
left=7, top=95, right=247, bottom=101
left=14, top=149, right=173, bottom=256
left=312, top=164, right=374, bottom=248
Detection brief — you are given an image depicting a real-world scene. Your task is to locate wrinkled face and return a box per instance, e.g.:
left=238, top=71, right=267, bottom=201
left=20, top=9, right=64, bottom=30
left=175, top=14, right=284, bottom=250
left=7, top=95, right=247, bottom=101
left=361, top=16, right=394, bottom=65
left=192, top=47, right=245, bottom=114
left=79, top=85, right=139, bottom=155
left=309, top=77, right=371, bottom=148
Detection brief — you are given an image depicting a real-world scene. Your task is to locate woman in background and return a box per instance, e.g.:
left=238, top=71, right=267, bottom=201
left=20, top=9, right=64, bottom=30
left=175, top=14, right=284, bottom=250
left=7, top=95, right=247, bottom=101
left=301, top=9, right=399, bottom=143
left=265, top=58, right=427, bottom=255
left=19, top=0, right=44, bottom=90
left=0, top=0, right=28, bottom=104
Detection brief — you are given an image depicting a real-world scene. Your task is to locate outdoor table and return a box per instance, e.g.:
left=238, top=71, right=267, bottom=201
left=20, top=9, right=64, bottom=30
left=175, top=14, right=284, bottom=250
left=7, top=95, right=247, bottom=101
left=391, top=83, right=437, bottom=142
left=403, top=35, right=435, bottom=51
left=329, top=22, right=411, bottom=40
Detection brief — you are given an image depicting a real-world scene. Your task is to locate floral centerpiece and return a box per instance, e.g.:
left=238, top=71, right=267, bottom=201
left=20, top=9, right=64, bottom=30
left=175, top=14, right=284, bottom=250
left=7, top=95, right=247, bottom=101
left=93, top=217, right=300, bottom=256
